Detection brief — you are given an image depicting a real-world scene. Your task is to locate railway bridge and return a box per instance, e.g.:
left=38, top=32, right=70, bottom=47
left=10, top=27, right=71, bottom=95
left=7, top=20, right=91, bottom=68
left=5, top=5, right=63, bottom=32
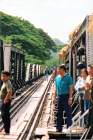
left=0, top=14, right=93, bottom=140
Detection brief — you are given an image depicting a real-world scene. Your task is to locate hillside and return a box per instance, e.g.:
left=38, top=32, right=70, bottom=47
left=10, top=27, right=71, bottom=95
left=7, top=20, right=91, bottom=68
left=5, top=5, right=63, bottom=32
left=54, top=38, right=64, bottom=46
left=0, top=12, right=56, bottom=64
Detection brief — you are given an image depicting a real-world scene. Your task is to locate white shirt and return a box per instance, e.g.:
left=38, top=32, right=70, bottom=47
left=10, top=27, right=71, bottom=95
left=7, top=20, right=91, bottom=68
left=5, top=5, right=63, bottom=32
left=75, top=77, right=86, bottom=94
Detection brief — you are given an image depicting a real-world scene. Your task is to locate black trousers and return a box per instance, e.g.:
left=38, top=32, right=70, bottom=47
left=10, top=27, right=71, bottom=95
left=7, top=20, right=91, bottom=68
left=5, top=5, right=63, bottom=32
left=56, top=95, right=72, bottom=131
left=1, top=101, right=11, bottom=133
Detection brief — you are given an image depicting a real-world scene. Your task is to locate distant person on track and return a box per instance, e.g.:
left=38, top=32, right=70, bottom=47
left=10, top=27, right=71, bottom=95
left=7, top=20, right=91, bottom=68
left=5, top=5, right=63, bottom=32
left=44, top=66, right=49, bottom=81
left=52, top=67, right=57, bottom=78
left=0, top=71, right=12, bottom=135
left=52, top=64, right=73, bottom=132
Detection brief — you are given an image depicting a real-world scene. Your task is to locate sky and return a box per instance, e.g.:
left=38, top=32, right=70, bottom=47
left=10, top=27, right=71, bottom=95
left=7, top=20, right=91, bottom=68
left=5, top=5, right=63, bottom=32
left=0, top=0, right=93, bottom=42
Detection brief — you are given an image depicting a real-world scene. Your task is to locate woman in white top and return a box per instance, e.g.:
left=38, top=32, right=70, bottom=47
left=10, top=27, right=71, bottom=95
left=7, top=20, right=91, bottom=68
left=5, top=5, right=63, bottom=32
left=75, top=68, right=89, bottom=114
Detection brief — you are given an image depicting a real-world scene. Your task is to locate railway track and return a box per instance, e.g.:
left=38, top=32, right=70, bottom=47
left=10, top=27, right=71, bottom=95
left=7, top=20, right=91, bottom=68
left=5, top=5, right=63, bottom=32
left=0, top=75, right=53, bottom=140
left=17, top=75, right=53, bottom=140
left=0, top=77, right=44, bottom=130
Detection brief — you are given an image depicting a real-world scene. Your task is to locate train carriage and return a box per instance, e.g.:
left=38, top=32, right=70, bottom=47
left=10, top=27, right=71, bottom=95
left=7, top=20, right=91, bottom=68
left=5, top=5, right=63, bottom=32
left=25, top=64, right=44, bottom=82
left=0, top=42, right=25, bottom=91
left=3, top=44, right=25, bottom=82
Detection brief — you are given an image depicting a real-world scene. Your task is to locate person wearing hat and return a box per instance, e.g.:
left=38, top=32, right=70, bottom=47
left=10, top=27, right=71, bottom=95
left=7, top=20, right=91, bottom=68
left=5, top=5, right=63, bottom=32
left=52, top=64, right=73, bottom=132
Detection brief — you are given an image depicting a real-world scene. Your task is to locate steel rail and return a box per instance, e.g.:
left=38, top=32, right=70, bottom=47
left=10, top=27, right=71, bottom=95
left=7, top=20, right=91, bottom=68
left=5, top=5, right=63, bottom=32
left=17, top=76, right=53, bottom=140
left=0, top=77, right=44, bottom=130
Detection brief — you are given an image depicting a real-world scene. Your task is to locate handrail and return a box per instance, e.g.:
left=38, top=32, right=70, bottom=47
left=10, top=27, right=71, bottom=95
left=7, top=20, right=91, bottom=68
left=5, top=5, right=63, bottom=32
left=80, top=127, right=91, bottom=140
left=72, top=111, right=81, bottom=122
left=83, top=127, right=91, bottom=140
left=72, top=109, right=89, bottom=128
left=80, top=128, right=88, bottom=140
left=72, top=91, right=78, bottom=107
left=79, top=109, right=89, bottom=120
left=72, top=104, right=79, bottom=115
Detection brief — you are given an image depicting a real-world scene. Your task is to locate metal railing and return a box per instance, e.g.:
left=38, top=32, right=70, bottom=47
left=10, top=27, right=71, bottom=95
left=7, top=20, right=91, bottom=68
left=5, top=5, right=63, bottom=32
left=72, top=109, right=89, bottom=128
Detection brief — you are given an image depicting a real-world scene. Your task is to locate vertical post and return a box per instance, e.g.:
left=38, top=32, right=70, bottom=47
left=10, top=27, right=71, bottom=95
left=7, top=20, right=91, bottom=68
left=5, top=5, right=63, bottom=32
left=0, top=40, right=4, bottom=73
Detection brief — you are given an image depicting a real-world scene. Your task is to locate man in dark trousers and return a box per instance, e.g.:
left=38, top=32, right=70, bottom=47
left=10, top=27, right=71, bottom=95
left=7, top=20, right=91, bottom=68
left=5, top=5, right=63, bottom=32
left=0, top=71, right=12, bottom=134
left=52, top=64, right=73, bottom=132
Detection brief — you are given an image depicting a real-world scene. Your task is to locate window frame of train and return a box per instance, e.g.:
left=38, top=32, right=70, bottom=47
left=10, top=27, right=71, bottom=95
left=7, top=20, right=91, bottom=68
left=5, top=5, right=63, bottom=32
left=0, top=40, right=4, bottom=73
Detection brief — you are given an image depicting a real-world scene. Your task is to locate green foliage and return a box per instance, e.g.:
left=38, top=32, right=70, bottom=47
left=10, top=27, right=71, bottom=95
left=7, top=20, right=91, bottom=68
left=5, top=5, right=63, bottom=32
left=56, top=45, right=65, bottom=51
left=45, top=44, right=65, bottom=67
left=0, top=11, right=56, bottom=64
left=45, top=53, right=59, bottom=67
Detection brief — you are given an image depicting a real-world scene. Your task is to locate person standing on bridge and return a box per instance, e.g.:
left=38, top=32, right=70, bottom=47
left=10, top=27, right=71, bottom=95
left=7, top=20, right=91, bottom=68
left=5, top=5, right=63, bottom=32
left=0, top=71, right=12, bottom=135
left=52, top=64, right=73, bottom=132
left=44, top=66, right=49, bottom=81
left=85, top=65, right=93, bottom=129
left=75, top=68, right=89, bottom=114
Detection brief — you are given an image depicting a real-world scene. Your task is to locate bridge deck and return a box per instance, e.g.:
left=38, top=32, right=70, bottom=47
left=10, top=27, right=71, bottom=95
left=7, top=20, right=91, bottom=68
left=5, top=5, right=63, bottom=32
left=0, top=77, right=51, bottom=140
